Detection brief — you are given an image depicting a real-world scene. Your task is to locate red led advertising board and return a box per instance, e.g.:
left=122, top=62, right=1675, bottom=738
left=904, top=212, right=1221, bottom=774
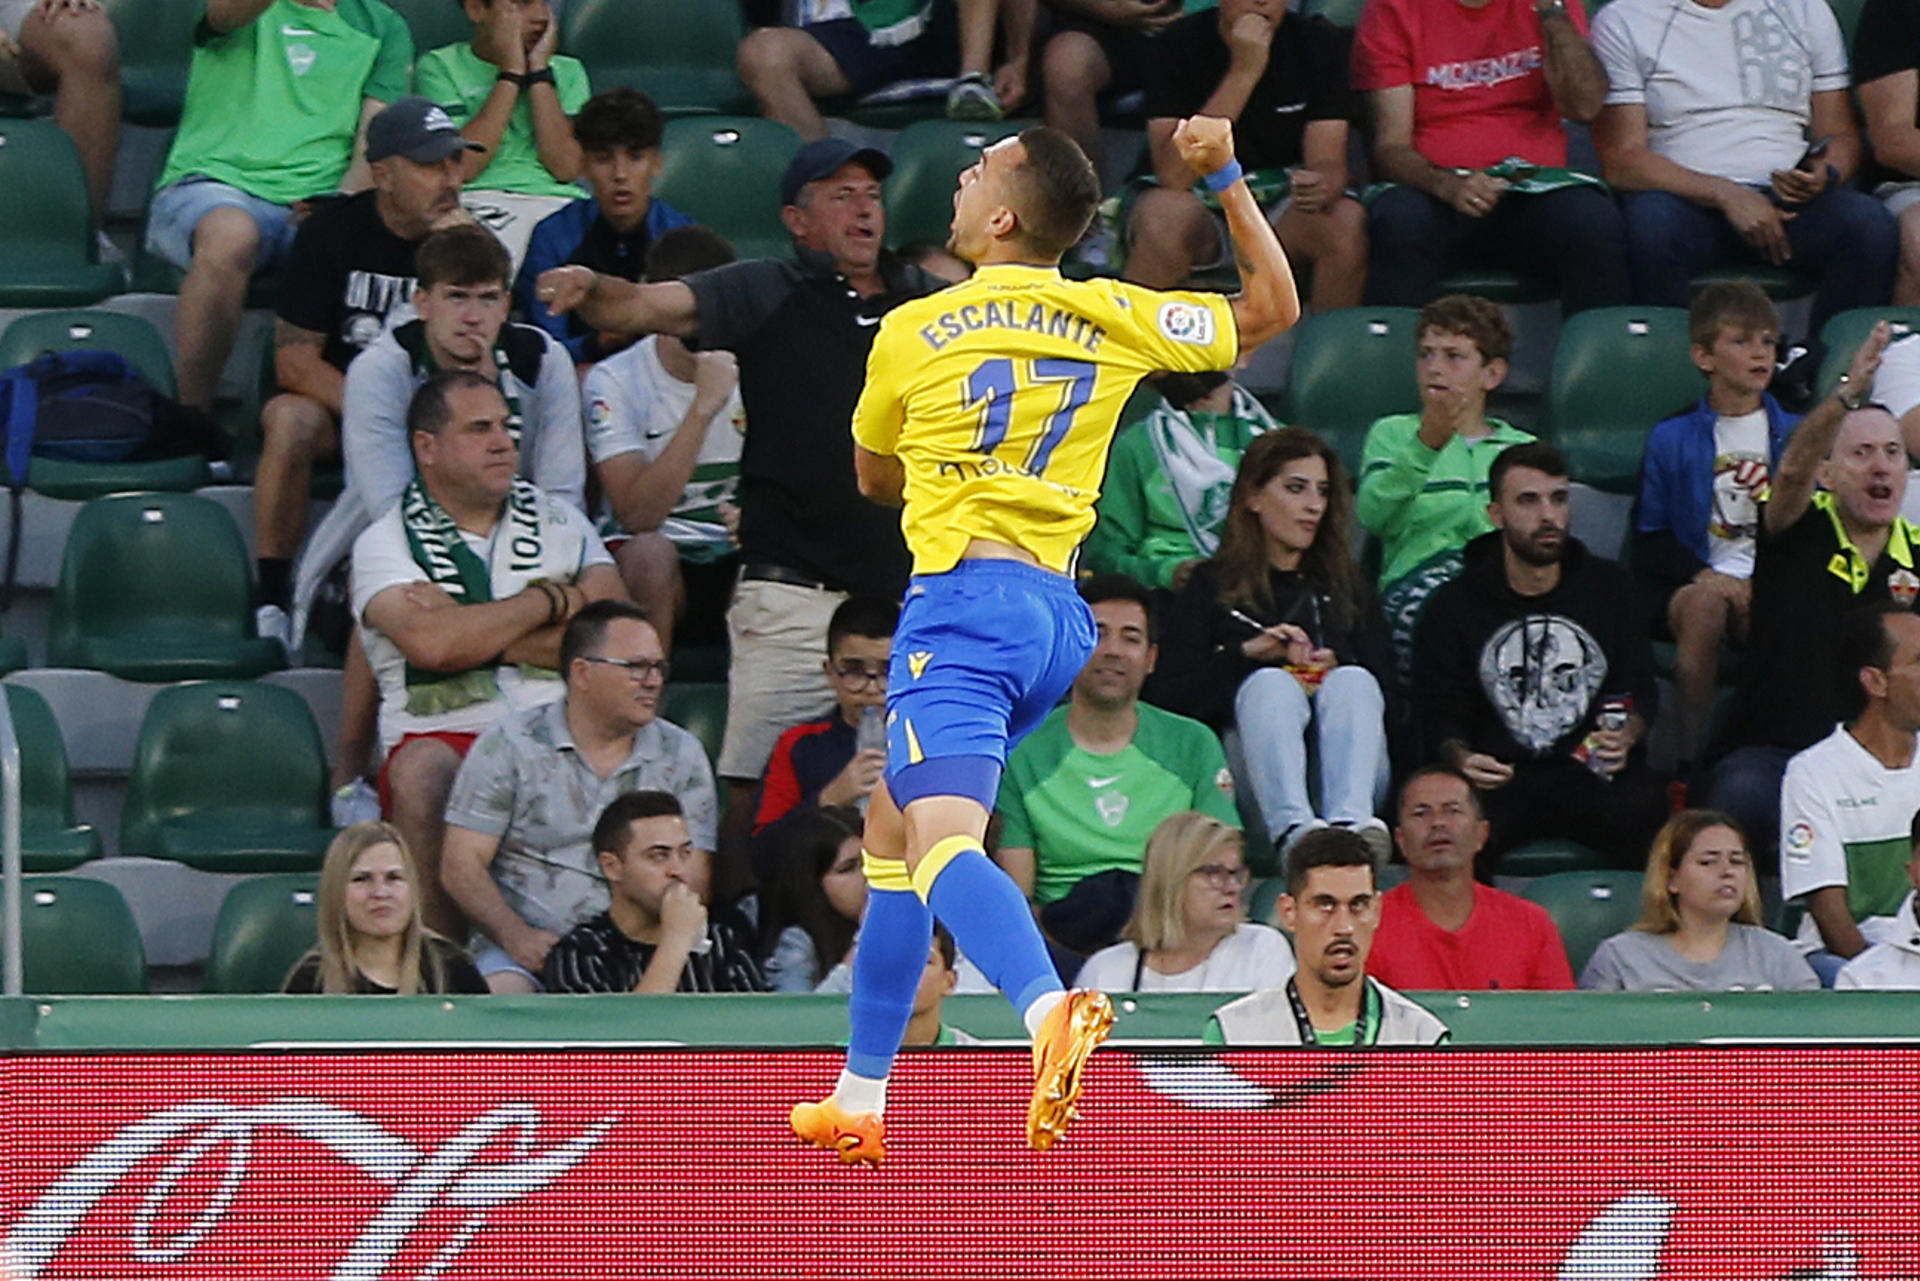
left=5, top=1048, right=1918, bottom=1279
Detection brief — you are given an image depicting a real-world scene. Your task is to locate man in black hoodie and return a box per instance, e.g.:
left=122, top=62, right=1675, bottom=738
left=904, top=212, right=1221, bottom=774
left=1412, top=442, right=1667, bottom=874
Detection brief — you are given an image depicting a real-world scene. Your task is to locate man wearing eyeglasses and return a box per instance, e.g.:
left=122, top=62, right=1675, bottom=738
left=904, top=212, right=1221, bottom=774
left=441, top=598, right=720, bottom=992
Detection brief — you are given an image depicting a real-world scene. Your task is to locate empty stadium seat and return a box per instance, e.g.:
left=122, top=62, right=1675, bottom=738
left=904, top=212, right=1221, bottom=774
left=1495, top=837, right=1615, bottom=878
left=1520, top=869, right=1644, bottom=977
left=884, top=119, right=1022, bottom=250
left=1816, top=306, right=1920, bottom=400
left=1278, top=307, right=1422, bottom=477
left=561, top=0, right=753, bottom=116
left=1247, top=875, right=1284, bottom=928
left=120, top=681, right=334, bottom=872
left=1545, top=306, right=1703, bottom=493
left=0, top=121, right=123, bottom=306
left=653, top=117, right=803, bottom=262
left=1, top=683, right=103, bottom=872
left=203, top=873, right=320, bottom=993
left=47, top=493, right=286, bottom=680
left=381, top=0, right=473, bottom=61
left=662, top=681, right=727, bottom=769
left=102, top=0, right=200, bottom=125
left=0, top=311, right=212, bottom=500
left=18, top=874, right=146, bottom=993
left=1435, top=266, right=1553, bottom=306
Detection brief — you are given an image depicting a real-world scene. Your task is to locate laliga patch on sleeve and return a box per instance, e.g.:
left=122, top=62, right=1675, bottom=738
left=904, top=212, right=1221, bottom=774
left=1783, top=821, right=1815, bottom=863
left=1157, top=301, right=1216, bottom=346
left=588, top=398, right=613, bottom=430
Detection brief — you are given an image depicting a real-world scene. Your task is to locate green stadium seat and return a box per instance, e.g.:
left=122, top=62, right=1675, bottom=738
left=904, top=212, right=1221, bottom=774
left=1815, top=306, right=1920, bottom=400
left=2, top=684, right=103, bottom=872
left=18, top=875, right=146, bottom=994
left=1825, top=0, right=1868, bottom=47
left=1520, top=868, right=1644, bottom=976
left=668, top=641, right=729, bottom=685
left=1278, top=307, right=1423, bottom=478
left=1689, top=263, right=1812, bottom=304
left=1302, top=0, right=1367, bottom=23
left=203, top=873, right=320, bottom=993
left=1436, top=266, right=1554, bottom=306
left=382, top=0, right=471, bottom=61
left=0, top=311, right=213, bottom=500
left=0, top=121, right=123, bottom=306
left=103, top=0, right=199, bottom=126
left=1544, top=306, right=1704, bottom=493
left=120, top=681, right=334, bottom=872
left=884, top=119, right=1022, bottom=250
left=1495, top=837, right=1615, bottom=878
left=561, top=0, right=753, bottom=116
left=663, top=681, right=727, bottom=769
left=652, top=117, right=803, bottom=262
left=48, top=493, right=286, bottom=680
left=0, top=637, right=21, bottom=676
left=1247, top=875, right=1284, bottom=928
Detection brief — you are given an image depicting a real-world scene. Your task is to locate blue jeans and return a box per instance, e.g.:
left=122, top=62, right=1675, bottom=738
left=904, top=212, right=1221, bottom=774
left=1619, top=187, right=1897, bottom=334
left=145, top=177, right=301, bottom=273
left=1704, top=744, right=1796, bottom=862
left=1234, top=665, right=1390, bottom=842
left=1364, top=184, right=1632, bottom=316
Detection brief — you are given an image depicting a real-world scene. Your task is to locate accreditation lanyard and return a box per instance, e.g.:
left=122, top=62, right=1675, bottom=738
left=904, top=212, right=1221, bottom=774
left=1285, top=977, right=1380, bottom=1047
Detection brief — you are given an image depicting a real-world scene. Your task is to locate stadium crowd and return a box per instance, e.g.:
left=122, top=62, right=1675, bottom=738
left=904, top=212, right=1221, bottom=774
left=13, top=0, right=1920, bottom=1038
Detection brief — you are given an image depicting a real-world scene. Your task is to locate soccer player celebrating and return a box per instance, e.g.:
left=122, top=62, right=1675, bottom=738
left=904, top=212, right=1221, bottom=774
left=789, top=118, right=1300, bottom=1165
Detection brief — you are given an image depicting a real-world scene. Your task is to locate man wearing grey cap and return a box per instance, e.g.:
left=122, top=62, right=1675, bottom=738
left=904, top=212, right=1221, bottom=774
left=537, top=137, right=943, bottom=902
left=146, top=0, right=415, bottom=415
left=254, top=96, right=484, bottom=654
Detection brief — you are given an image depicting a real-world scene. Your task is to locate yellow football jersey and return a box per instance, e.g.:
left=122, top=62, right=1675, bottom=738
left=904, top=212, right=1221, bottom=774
left=852, top=263, right=1239, bottom=575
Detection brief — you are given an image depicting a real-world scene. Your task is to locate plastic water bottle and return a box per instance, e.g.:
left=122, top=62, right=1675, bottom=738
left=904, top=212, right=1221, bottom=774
left=857, top=704, right=887, bottom=757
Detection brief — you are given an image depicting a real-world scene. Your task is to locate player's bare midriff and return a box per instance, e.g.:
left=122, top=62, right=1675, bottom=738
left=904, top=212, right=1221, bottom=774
left=960, top=537, right=1043, bottom=568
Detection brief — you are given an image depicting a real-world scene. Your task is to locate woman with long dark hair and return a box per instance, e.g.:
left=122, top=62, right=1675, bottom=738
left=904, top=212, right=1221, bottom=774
left=761, top=806, right=868, bottom=992
left=1149, top=428, right=1393, bottom=859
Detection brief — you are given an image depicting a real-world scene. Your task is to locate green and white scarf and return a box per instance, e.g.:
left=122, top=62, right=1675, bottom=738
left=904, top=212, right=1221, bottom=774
left=399, top=476, right=552, bottom=716
left=1145, top=384, right=1276, bottom=556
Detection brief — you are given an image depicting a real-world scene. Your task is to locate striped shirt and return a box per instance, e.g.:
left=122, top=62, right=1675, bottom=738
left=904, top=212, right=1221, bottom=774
left=542, top=909, right=766, bottom=994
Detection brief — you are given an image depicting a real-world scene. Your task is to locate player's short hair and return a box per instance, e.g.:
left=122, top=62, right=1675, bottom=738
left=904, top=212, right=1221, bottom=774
left=1488, top=441, right=1569, bottom=502
left=560, top=599, right=654, bottom=683
left=643, top=225, right=736, bottom=283
left=1008, top=126, right=1100, bottom=260
left=826, top=595, right=899, bottom=654
left=1689, top=279, right=1779, bottom=350
left=1418, top=294, right=1513, bottom=364
left=407, top=368, right=499, bottom=439
left=415, top=223, right=512, bottom=290
left=593, top=790, right=684, bottom=857
left=1285, top=827, right=1377, bottom=897
left=1078, top=573, right=1157, bottom=646
left=573, top=87, right=664, bottom=153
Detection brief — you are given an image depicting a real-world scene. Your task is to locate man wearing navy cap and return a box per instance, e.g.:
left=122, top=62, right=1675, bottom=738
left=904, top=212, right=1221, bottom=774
left=536, top=137, right=944, bottom=901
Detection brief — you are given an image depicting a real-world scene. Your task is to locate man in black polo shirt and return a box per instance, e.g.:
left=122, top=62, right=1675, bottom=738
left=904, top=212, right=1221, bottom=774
left=1710, top=323, right=1905, bottom=855
left=254, top=97, right=481, bottom=648
left=1123, top=0, right=1365, bottom=310
left=536, top=137, right=939, bottom=898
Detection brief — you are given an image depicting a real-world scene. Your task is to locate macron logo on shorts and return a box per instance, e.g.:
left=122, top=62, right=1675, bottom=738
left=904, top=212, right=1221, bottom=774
left=1157, top=302, right=1214, bottom=347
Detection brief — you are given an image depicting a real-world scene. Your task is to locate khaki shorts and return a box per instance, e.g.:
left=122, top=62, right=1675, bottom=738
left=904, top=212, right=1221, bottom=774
left=716, top=576, right=844, bottom=780
left=460, top=190, right=574, bottom=280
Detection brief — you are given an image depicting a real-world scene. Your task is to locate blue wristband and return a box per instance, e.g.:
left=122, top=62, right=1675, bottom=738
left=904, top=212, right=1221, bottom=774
left=1203, top=160, right=1244, bottom=193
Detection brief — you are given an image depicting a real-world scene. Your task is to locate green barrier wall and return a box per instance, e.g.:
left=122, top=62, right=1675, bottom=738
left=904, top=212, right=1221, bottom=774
left=5, top=990, right=1920, bottom=1050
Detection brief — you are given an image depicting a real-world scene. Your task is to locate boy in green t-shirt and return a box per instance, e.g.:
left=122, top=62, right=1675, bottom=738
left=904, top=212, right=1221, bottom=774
left=148, top=0, right=412, bottom=411
left=415, top=0, right=591, bottom=273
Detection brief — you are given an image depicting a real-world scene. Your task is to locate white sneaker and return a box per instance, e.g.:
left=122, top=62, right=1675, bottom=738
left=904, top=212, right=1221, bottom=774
left=1335, top=817, right=1395, bottom=865
left=331, top=778, right=381, bottom=827
left=254, top=604, right=294, bottom=659
left=945, top=72, right=1003, bottom=121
